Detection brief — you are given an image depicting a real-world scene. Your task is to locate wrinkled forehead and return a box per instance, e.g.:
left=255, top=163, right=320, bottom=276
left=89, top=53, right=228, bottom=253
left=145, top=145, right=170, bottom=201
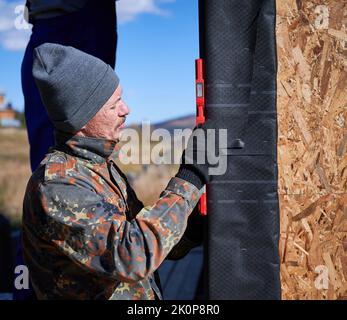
left=103, top=84, right=122, bottom=107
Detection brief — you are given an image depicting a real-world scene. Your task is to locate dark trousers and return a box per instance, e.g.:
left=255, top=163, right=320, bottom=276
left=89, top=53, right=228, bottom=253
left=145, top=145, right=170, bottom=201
left=15, top=0, right=117, bottom=300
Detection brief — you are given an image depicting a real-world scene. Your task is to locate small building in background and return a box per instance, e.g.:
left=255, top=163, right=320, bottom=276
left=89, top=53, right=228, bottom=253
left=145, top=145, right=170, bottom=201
left=0, top=92, right=21, bottom=128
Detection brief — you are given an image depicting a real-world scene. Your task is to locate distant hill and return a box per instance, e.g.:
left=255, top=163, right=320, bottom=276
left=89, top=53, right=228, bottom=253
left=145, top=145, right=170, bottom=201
left=153, top=114, right=195, bottom=131
left=127, top=115, right=195, bottom=133
left=127, top=114, right=195, bottom=132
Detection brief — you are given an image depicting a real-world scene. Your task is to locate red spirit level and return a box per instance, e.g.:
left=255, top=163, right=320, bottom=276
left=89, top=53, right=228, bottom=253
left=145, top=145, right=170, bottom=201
left=195, top=58, right=207, bottom=216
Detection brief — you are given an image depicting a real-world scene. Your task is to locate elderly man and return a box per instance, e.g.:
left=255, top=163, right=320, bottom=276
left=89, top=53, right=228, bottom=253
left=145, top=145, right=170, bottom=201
left=22, top=43, right=211, bottom=300
left=19, top=0, right=119, bottom=300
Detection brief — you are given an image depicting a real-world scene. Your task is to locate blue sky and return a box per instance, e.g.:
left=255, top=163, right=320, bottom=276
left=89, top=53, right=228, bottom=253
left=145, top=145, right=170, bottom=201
left=0, top=0, right=199, bottom=124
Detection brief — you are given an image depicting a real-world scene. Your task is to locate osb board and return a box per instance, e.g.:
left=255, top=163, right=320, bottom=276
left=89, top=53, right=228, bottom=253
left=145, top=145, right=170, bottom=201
left=280, top=193, right=347, bottom=299
left=276, top=0, right=347, bottom=299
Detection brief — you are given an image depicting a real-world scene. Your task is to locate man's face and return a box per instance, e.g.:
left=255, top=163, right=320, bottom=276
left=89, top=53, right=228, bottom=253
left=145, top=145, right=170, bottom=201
left=78, top=84, right=130, bottom=141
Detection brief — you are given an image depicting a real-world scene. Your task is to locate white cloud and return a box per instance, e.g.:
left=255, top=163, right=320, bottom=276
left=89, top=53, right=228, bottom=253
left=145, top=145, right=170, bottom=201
left=117, top=0, right=174, bottom=24
left=0, top=0, right=31, bottom=51
left=2, top=29, right=31, bottom=51
left=0, top=0, right=175, bottom=51
left=0, top=16, right=13, bottom=32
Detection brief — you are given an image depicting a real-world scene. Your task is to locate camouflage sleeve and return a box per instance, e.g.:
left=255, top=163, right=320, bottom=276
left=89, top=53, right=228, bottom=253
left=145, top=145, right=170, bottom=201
left=38, top=177, right=204, bottom=283
left=166, top=204, right=205, bottom=260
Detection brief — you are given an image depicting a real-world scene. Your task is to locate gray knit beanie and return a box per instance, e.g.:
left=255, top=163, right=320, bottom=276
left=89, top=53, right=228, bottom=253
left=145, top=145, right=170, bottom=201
left=32, top=43, right=119, bottom=133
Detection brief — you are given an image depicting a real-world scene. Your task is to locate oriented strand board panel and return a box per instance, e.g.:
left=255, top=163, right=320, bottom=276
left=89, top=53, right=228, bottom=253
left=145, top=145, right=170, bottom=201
left=277, top=0, right=347, bottom=299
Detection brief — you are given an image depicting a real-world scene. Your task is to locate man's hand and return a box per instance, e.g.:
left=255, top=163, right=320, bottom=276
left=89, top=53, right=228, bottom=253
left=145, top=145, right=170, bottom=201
left=175, top=120, right=217, bottom=190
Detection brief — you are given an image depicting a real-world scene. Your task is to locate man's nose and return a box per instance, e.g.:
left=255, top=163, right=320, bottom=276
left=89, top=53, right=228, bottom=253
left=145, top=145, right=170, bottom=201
left=118, top=101, right=130, bottom=116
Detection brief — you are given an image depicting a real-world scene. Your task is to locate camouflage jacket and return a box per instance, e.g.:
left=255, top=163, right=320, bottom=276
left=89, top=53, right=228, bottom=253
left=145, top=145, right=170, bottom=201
left=22, top=132, right=203, bottom=300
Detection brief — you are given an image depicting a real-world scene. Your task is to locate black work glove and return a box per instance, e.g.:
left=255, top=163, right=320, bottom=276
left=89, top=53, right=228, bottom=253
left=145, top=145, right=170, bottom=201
left=175, top=120, right=216, bottom=190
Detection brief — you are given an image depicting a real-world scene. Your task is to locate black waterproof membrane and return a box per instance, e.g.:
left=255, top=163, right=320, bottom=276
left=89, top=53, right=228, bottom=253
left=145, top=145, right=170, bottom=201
left=199, top=0, right=281, bottom=299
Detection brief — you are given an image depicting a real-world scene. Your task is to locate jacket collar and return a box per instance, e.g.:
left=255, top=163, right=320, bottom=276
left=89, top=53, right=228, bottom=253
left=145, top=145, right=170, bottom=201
left=53, top=131, right=120, bottom=164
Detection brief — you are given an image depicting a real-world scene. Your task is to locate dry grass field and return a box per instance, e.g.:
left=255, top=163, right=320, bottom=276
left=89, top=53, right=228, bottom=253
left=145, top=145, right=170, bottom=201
left=0, top=128, right=31, bottom=227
